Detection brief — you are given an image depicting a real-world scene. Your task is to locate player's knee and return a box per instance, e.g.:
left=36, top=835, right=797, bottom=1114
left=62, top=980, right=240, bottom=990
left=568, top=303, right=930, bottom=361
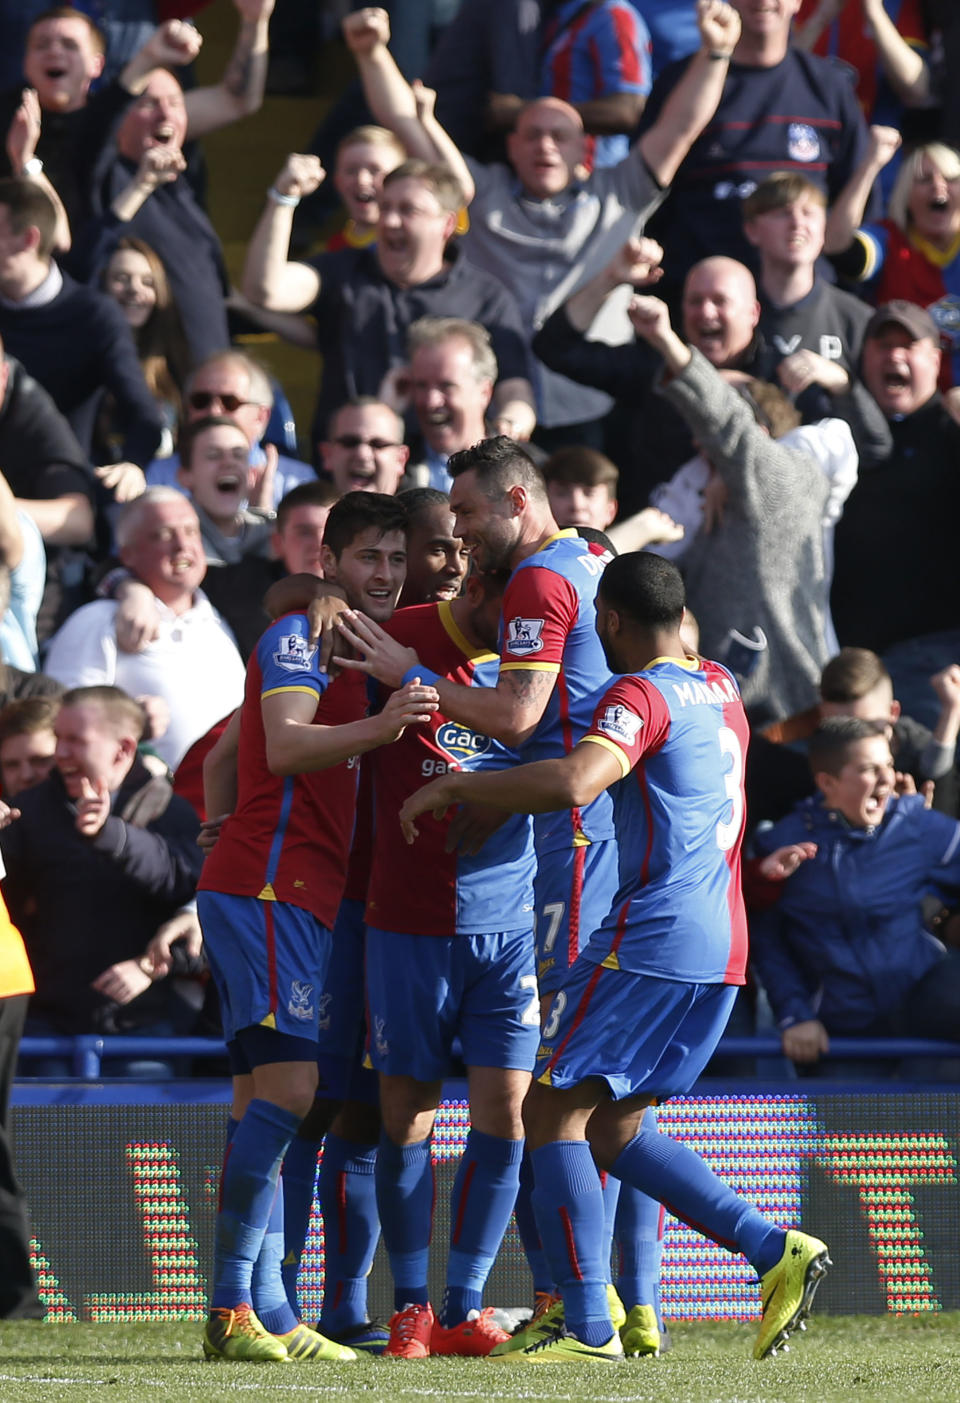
left=520, top=1079, right=558, bottom=1148
left=469, top=1073, right=528, bottom=1139
left=379, top=1082, right=438, bottom=1146
left=586, top=1101, right=650, bottom=1170
left=332, top=1098, right=381, bottom=1144
left=255, top=1062, right=319, bottom=1120
left=299, top=1095, right=342, bottom=1139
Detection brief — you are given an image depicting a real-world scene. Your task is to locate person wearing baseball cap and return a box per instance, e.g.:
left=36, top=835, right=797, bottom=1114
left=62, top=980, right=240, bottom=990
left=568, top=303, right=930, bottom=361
left=832, top=297, right=960, bottom=735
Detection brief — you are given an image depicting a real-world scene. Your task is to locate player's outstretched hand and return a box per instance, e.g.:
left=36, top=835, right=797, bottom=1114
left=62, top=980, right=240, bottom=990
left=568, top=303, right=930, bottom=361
left=144, top=908, right=203, bottom=978
left=400, top=772, right=461, bottom=844
left=305, top=590, right=350, bottom=673
left=198, top=813, right=229, bottom=852
left=334, top=609, right=420, bottom=687
left=377, top=679, right=439, bottom=744
left=0, top=799, right=21, bottom=829
left=757, top=841, right=817, bottom=881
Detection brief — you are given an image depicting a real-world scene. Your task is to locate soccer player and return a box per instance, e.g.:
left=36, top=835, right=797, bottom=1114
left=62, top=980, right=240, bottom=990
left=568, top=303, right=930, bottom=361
left=275, top=487, right=470, bottom=1355
left=196, top=491, right=439, bottom=1363
left=365, top=564, right=539, bottom=1358
left=335, top=438, right=666, bottom=1350
left=399, top=551, right=832, bottom=1362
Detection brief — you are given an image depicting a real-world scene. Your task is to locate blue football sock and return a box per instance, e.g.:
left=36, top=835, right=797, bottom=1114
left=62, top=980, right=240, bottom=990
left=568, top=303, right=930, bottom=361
left=610, top=1118, right=786, bottom=1278
left=514, top=1150, right=554, bottom=1295
left=317, top=1135, right=380, bottom=1334
left=531, top=1141, right=614, bottom=1348
left=375, top=1134, right=433, bottom=1313
left=441, top=1130, right=523, bottom=1327
left=615, top=1184, right=665, bottom=1323
left=252, top=1171, right=299, bottom=1335
left=600, top=1169, right=620, bottom=1286
left=614, top=1108, right=665, bottom=1325
left=212, top=1099, right=301, bottom=1310
left=279, top=1134, right=320, bottom=1318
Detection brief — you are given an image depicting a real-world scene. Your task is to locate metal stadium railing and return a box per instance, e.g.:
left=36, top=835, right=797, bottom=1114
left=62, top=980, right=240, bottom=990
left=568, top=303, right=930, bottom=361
left=16, top=1034, right=960, bottom=1079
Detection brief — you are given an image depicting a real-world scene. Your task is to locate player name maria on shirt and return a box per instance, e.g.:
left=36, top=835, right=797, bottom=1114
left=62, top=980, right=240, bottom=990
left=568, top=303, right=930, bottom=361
left=671, top=674, right=740, bottom=709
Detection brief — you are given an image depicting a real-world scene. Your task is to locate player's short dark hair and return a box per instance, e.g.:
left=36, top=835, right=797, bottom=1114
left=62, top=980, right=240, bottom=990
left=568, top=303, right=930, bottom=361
left=397, top=486, right=450, bottom=523
left=0, top=178, right=58, bottom=260
left=29, top=5, right=105, bottom=55
left=0, top=695, right=61, bottom=746
left=597, top=551, right=685, bottom=628
left=383, top=159, right=464, bottom=214
left=447, top=436, right=548, bottom=504
left=808, top=716, right=889, bottom=777
left=542, top=445, right=619, bottom=491
left=61, top=685, right=145, bottom=741
left=177, top=414, right=247, bottom=469
left=322, top=491, right=408, bottom=559
left=276, top=479, right=340, bottom=532
left=820, top=647, right=891, bottom=703
left=576, top=525, right=617, bottom=556
left=742, top=171, right=826, bottom=221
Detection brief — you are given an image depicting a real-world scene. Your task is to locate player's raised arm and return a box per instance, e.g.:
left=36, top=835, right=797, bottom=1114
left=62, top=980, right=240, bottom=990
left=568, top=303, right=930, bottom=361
left=335, top=606, right=555, bottom=748
left=263, top=681, right=438, bottom=776
left=399, top=741, right=623, bottom=844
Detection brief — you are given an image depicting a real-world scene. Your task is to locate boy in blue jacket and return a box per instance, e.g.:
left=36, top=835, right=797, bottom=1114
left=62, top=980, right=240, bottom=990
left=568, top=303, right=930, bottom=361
left=751, top=716, right=960, bottom=1070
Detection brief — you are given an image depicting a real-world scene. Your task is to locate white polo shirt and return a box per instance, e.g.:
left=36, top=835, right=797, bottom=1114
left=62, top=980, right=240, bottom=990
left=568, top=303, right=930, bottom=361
left=44, top=592, right=245, bottom=770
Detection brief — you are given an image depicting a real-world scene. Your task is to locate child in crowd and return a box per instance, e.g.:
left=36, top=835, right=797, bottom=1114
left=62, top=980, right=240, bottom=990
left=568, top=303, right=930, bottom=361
left=177, top=417, right=274, bottom=567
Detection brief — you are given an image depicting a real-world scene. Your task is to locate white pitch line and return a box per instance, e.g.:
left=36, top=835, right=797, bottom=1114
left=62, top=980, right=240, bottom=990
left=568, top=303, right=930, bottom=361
left=0, top=1375, right=656, bottom=1403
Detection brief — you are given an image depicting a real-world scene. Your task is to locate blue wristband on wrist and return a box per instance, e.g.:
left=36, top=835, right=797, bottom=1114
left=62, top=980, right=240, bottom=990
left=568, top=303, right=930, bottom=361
left=402, top=665, right=441, bottom=688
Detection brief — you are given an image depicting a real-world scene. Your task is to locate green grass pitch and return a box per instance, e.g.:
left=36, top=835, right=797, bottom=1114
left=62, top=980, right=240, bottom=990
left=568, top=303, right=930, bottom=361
left=1, top=1315, right=958, bottom=1403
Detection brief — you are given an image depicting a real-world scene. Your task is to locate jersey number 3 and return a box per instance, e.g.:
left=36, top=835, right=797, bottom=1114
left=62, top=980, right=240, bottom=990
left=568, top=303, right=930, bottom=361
left=715, top=725, right=744, bottom=852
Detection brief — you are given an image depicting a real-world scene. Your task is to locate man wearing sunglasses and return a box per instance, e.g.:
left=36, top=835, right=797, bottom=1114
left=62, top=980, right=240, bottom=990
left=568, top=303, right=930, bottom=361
left=319, top=399, right=409, bottom=497
left=146, top=350, right=315, bottom=509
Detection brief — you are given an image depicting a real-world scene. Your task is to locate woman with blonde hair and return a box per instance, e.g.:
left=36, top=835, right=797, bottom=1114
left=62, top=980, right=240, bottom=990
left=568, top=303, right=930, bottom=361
left=826, top=132, right=960, bottom=387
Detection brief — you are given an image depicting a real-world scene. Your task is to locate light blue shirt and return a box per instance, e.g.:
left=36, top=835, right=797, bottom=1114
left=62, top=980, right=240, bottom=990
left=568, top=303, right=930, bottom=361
left=146, top=443, right=316, bottom=508
left=0, top=512, right=46, bottom=671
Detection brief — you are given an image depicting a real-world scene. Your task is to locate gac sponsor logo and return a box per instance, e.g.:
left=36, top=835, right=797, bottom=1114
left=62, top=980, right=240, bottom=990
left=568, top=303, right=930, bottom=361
left=435, top=722, right=492, bottom=767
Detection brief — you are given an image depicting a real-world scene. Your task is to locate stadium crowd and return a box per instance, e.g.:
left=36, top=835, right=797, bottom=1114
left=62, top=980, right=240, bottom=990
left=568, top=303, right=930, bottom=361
left=0, top=0, right=956, bottom=1365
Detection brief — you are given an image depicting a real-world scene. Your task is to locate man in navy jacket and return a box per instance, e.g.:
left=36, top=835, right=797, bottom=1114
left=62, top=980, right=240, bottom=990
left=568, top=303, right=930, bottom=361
left=0, top=684, right=202, bottom=1040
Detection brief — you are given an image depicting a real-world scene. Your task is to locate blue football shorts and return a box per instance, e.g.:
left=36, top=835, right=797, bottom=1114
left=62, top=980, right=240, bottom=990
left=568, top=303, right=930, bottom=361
left=315, top=896, right=379, bottom=1104
left=198, top=889, right=331, bottom=1046
left=536, top=957, right=738, bottom=1100
left=365, top=926, right=540, bottom=1081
